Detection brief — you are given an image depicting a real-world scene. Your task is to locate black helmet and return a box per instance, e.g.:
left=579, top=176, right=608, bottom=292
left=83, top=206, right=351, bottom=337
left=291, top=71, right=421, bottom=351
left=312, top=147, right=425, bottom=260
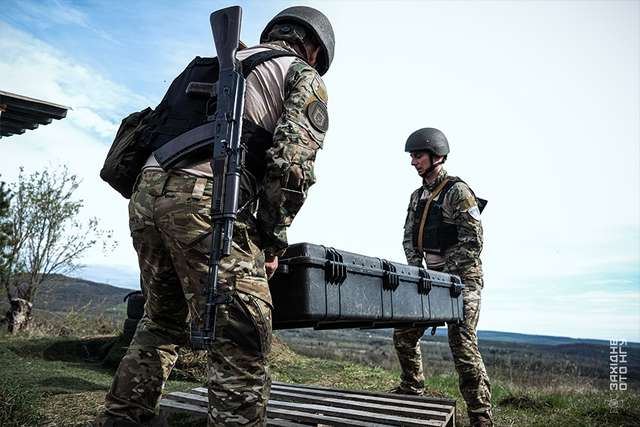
left=404, top=128, right=450, bottom=156
left=260, top=6, right=335, bottom=76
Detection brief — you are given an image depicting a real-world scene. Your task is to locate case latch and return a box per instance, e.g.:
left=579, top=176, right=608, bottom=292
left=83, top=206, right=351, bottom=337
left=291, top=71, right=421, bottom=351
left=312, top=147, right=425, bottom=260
left=275, top=264, right=289, bottom=275
left=381, top=259, right=399, bottom=291
left=418, top=269, right=432, bottom=295
left=325, top=247, right=347, bottom=285
left=450, top=276, right=464, bottom=297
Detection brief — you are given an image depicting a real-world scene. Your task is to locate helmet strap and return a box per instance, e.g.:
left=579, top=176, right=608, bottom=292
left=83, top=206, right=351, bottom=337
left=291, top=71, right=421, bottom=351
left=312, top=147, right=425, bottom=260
left=422, top=154, right=445, bottom=177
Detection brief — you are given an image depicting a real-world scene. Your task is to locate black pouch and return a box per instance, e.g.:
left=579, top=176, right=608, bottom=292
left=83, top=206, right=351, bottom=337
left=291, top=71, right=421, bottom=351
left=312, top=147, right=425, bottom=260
left=100, top=107, right=155, bottom=198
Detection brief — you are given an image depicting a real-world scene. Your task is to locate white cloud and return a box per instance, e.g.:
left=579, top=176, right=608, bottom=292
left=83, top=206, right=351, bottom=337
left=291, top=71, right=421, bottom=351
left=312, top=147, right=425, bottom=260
left=71, top=107, right=119, bottom=139
left=0, top=22, right=143, bottom=267
left=0, top=23, right=148, bottom=131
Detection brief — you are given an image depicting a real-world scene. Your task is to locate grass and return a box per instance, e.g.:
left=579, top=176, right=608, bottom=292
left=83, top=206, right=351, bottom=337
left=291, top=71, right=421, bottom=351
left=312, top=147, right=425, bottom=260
left=0, top=328, right=638, bottom=426
left=0, top=334, right=199, bottom=426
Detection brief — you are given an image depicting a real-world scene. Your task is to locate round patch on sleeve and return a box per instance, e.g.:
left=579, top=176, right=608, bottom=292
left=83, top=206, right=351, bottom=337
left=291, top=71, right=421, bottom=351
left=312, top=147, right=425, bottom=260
left=467, top=206, right=482, bottom=221
left=307, top=101, right=329, bottom=132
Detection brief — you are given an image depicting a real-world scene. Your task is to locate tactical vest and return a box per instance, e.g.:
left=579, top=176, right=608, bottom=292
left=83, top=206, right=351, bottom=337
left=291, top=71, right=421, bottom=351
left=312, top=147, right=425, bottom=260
left=148, top=49, right=302, bottom=182
left=101, top=49, right=303, bottom=199
left=412, top=178, right=486, bottom=255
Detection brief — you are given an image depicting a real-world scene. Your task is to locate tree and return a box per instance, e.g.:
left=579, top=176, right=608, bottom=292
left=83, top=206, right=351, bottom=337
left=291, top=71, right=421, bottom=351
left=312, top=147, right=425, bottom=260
left=0, top=179, right=11, bottom=272
left=0, top=179, right=15, bottom=331
left=1, top=166, right=114, bottom=332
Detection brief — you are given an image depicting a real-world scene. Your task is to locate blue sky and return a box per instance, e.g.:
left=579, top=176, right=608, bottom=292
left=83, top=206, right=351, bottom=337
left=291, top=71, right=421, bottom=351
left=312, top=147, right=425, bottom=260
left=1, top=0, right=638, bottom=341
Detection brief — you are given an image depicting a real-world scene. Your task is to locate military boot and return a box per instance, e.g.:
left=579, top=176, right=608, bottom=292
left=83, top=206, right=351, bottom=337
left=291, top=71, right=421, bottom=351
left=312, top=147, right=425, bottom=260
left=469, top=411, right=493, bottom=427
left=388, top=384, right=424, bottom=396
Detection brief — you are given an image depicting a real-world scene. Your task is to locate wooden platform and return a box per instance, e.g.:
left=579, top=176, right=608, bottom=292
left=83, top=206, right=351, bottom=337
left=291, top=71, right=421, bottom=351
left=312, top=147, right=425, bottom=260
left=160, top=381, right=456, bottom=426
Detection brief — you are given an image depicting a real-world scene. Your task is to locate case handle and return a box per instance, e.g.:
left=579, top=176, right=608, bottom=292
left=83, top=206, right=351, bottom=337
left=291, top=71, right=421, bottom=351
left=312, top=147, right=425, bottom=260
left=325, top=247, right=347, bottom=285
left=381, top=259, right=399, bottom=291
left=418, top=269, right=432, bottom=295
left=450, top=275, right=464, bottom=297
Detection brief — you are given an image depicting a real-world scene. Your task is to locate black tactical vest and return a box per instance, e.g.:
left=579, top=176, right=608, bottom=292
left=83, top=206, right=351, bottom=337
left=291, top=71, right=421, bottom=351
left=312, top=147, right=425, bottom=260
left=148, top=49, right=301, bottom=183
left=412, top=178, right=486, bottom=255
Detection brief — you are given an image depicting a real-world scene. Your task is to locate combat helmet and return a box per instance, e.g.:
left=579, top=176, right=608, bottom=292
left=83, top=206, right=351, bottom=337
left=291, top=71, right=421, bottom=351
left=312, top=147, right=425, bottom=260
left=404, top=128, right=450, bottom=156
left=260, top=6, right=335, bottom=76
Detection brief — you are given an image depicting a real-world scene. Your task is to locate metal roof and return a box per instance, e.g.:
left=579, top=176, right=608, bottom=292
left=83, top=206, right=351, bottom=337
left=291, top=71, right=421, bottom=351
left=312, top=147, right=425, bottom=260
left=0, top=90, right=69, bottom=139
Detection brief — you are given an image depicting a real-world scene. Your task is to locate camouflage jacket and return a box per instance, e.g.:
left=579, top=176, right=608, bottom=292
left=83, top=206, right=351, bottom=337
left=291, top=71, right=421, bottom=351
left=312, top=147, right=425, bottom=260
left=402, top=169, right=483, bottom=283
left=256, top=42, right=328, bottom=257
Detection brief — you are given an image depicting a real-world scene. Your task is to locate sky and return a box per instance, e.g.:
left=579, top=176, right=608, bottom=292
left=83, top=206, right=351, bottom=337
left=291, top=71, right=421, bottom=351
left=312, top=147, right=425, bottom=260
left=0, top=0, right=638, bottom=341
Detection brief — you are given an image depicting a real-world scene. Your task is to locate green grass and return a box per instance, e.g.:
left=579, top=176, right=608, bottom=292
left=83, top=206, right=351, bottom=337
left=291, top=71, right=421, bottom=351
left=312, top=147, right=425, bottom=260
left=0, top=333, right=638, bottom=426
left=0, top=335, right=198, bottom=426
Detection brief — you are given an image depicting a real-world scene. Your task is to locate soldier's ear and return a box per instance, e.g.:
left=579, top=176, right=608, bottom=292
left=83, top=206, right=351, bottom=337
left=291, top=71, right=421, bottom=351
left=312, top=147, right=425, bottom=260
left=303, top=43, right=320, bottom=67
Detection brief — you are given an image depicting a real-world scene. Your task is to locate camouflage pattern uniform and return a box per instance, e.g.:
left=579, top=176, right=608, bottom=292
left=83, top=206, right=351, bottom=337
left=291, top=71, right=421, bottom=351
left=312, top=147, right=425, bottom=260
left=100, top=42, right=328, bottom=427
left=394, top=168, right=493, bottom=426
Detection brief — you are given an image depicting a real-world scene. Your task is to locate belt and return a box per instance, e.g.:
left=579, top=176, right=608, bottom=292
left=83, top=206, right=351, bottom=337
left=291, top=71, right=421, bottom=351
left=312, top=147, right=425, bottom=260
left=139, top=169, right=213, bottom=199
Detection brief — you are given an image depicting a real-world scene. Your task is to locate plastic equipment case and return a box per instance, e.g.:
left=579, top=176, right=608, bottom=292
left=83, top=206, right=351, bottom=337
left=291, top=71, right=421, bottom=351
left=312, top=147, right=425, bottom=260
left=270, top=243, right=465, bottom=330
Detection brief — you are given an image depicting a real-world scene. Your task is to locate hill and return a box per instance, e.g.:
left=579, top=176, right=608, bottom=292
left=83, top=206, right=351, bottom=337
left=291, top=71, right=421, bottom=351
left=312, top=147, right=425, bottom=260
left=35, top=274, right=131, bottom=313
left=5, top=274, right=635, bottom=348
left=1, top=274, right=131, bottom=314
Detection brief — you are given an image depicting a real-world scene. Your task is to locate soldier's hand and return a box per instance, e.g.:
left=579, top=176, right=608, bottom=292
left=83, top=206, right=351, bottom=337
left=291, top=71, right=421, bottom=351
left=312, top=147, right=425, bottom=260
left=265, top=255, right=279, bottom=279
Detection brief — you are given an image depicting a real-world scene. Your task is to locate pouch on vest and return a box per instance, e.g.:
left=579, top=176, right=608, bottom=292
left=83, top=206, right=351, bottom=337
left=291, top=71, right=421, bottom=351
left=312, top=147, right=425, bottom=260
left=100, top=107, right=156, bottom=199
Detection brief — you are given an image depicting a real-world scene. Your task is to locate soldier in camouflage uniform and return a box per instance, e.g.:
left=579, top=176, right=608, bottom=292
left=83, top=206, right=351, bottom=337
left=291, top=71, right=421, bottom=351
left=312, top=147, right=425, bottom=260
left=98, top=6, right=334, bottom=427
left=393, top=128, right=493, bottom=426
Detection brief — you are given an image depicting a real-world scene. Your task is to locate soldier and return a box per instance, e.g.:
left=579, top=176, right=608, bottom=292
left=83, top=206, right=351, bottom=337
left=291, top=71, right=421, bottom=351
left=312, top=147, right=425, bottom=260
left=98, top=6, right=334, bottom=427
left=393, top=128, right=493, bottom=426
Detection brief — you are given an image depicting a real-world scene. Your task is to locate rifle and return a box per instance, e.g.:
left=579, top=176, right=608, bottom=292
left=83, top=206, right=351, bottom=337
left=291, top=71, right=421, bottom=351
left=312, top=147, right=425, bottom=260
left=189, top=5, right=246, bottom=349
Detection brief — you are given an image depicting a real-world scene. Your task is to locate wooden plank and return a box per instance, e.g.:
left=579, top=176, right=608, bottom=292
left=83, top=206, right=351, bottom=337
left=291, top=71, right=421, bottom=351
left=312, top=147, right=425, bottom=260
left=269, top=383, right=453, bottom=412
left=268, top=407, right=395, bottom=427
left=162, top=393, right=397, bottom=427
left=160, top=398, right=207, bottom=415
left=272, top=381, right=456, bottom=406
left=165, top=390, right=447, bottom=422
left=267, top=419, right=308, bottom=427
left=191, top=387, right=207, bottom=396
left=168, top=391, right=207, bottom=405
left=163, top=383, right=455, bottom=427
left=268, top=399, right=442, bottom=427
left=268, top=389, right=447, bottom=420
left=193, top=384, right=453, bottom=408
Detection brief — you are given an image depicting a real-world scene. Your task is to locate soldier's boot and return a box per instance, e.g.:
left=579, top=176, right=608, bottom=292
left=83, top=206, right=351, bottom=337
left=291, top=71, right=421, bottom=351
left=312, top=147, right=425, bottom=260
left=468, top=410, right=493, bottom=427
left=388, top=377, right=425, bottom=396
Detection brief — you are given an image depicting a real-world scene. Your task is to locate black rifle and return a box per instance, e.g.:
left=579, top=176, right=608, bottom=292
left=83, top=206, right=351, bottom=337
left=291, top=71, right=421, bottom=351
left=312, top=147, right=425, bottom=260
left=189, top=5, right=246, bottom=349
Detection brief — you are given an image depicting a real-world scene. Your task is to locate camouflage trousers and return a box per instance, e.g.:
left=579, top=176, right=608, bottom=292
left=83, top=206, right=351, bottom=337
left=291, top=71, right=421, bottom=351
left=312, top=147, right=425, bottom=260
left=102, top=170, right=273, bottom=427
left=393, top=280, right=492, bottom=425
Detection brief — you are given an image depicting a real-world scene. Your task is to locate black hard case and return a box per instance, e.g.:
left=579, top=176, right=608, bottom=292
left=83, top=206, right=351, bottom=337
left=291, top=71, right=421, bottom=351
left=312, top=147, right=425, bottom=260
left=270, top=243, right=464, bottom=330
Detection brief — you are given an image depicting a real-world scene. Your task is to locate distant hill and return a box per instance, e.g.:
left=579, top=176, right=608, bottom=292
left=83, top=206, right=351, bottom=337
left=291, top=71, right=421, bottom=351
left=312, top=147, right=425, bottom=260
left=3, top=274, right=635, bottom=347
left=475, top=330, right=618, bottom=346
left=1, top=274, right=133, bottom=314
left=36, top=274, right=133, bottom=313
left=69, top=264, right=140, bottom=290
left=280, top=324, right=640, bottom=348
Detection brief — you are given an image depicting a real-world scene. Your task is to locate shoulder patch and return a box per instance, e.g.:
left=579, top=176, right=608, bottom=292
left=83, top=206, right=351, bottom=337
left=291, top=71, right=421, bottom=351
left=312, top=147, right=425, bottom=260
left=467, top=205, right=482, bottom=221
left=458, top=196, right=476, bottom=212
left=312, top=76, right=328, bottom=103
left=307, top=101, right=329, bottom=132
